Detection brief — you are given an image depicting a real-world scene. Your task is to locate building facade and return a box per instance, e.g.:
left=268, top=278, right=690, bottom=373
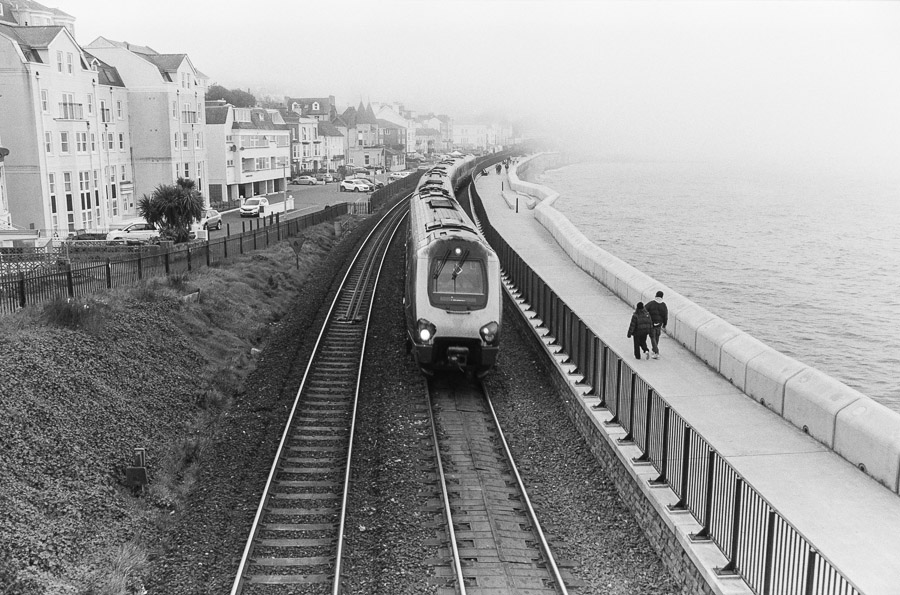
left=85, top=37, right=210, bottom=206
left=0, top=21, right=134, bottom=233
left=205, top=103, right=289, bottom=206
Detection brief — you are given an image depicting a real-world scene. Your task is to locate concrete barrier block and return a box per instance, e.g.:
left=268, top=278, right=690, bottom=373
left=626, top=274, right=658, bottom=310
left=695, top=317, right=743, bottom=370
left=833, top=400, right=900, bottom=492
left=669, top=303, right=716, bottom=352
left=745, top=347, right=806, bottom=414
left=720, top=333, right=769, bottom=391
left=784, top=368, right=864, bottom=447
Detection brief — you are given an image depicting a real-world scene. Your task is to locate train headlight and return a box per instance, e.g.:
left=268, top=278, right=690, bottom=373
left=479, top=321, right=499, bottom=345
left=417, top=319, right=436, bottom=343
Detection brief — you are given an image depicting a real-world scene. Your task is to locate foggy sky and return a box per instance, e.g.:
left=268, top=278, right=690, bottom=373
left=59, top=0, right=900, bottom=177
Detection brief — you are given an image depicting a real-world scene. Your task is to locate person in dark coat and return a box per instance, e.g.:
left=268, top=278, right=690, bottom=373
left=627, top=302, right=653, bottom=360
left=645, top=290, right=668, bottom=359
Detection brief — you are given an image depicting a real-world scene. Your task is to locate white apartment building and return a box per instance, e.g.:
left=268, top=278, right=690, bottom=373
left=295, top=115, right=321, bottom=173
left=0, top=21, right=134, bottom=233
left=205, top=103, right=289, bottom=205
left=85, top=37, right=209, bottom=206
left=317, top=120, right=344, bottom=174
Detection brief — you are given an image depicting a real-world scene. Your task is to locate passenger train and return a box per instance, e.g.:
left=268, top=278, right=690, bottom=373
left=404, top=155, right=502, bottom=376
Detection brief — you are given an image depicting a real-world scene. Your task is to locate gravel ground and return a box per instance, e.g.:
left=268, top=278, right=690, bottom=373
left=1, top=206, right=683, bottom=594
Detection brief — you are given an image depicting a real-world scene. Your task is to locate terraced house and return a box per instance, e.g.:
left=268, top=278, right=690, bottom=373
left=205, top=103, right=289, bottom=207
left=84, top=37, right=209, bottom=207
left=0, top=1, right=135, bottom=234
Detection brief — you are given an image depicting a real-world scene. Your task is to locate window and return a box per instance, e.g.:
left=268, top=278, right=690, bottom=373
left=93, top=170, right=101, bottom=213
left=99, top=99, right=110, bottom=123
left=429, top=257, right=487, bottom=309
left=121, top=165, right=126, bottom=181
left=182, top=132, right=188, bottom=148
left=312, top=101, right=319, bottom=111
left=195, top=132, right=202, bottom=148
left=41, top=90, right=48, bottom=112
left=76, top=132, right=87, bottom=152
left=57, top=51, right=63, bottom=72
left=172, top=101, right=177, bottom=118
left=66, top=53, right=74, bottom=74
left=60, top=132, right=69, bottom=153
left=116, top=101, right=123, bottom=119
left=118, top=133, right=125, bottom=150
left=44, top=132, right=52, bottom=153
left=79, top=171, right=92, bottom=228
left=49, top=173, right=57, bottom=216
left=90, top=133, right=96, bottom=152
left=255, top=157, right=267, bottom=170
left=183, top=163, right=189, bottom=178
left=107, top=133, right=114, bottom=150
left=64, top=172, right=74, bottom=231
left=86, top=93, right=93, bottom=115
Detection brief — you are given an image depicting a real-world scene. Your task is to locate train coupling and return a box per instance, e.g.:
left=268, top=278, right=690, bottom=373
left=446, top=346, right=469, bottom=368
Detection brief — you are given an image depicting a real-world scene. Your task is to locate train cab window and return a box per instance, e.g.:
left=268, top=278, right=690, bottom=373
left=430, top=256, right=487, bottom=310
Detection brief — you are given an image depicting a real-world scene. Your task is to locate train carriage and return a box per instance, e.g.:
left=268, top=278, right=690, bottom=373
left=404, top=156, right=502, bottom=376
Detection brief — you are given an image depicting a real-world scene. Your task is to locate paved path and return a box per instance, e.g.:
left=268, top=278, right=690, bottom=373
left=475, top=170, right=900, bottom=595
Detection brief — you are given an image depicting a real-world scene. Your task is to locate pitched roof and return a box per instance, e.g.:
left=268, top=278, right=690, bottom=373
left=10, top=0, right=72, bottom=18
left=0, top=23, right=64, bottom=49
left=277, top=108, right=300, bottom=124
left=0, top=1, right=18, bottom=24
left=83, top=51, right=125, bottom=87
left=377, top=119, right=404, bottom=129
left=140, top=53, right=186, bottom=74
left=317, top=120, right=343, bottom=137
left=231, top=108, right=290, bottom=131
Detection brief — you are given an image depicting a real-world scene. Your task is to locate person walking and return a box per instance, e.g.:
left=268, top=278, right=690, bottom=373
left=645, top=290, right=668, bottom=359
left=627, top=302, right=653, bottom=360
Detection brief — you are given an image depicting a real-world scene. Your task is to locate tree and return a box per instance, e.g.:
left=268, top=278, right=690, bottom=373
left=206, top=84, right=256, bottom=108
left=137, top=177, right=204, bottom=243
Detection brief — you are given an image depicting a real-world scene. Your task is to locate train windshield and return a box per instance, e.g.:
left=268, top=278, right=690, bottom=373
left=430, top=257, right=487, bottom=309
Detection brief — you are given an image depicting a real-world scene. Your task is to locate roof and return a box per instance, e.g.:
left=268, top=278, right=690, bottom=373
left=83, top=52, right=125, bottom=87
left=140, top=53, right=186, bottom=74
left=10, top=0, right=72, bottom=18
left=204, top=105, right=229, bottom=125
left=317, top=120, right=343, bottom=137
left=0, top=1, right=17, bottom=25
left=231, top=108, right=290, bottom=131
left=377, top=119, right=404, bottom=130
left=0, top=23, right=64, bottom=49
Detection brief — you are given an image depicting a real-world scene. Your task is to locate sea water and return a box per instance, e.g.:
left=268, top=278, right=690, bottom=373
left=536, top=160, right=900, bottom=411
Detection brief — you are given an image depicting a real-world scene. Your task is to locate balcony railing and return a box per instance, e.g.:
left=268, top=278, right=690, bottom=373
left=182, top=111, right=198, bottom=124
left=58, top=102, right=84, bottom=120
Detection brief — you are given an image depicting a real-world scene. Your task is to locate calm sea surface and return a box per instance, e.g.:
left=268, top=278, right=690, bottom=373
left=536, top=160, right=900, bottom=411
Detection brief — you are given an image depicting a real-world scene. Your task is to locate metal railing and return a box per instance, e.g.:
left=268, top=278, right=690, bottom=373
left=0, top=206, right=349, bottom=315
left=469, top=183, right=861, bottom=595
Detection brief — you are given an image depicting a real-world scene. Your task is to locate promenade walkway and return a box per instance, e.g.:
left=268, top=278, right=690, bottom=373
left=474, top=169, right=900, bottom=595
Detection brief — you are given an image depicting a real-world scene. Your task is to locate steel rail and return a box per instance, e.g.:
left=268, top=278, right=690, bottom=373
left=482, top=381, right=570, bottom=595
left=229, top=197, right=410, bottom=595
left=424, top=380, right=469, bottom=595
left=331, top=204, right=408, bottom=595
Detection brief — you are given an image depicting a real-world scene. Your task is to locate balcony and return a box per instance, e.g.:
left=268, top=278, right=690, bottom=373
left=182, top=111, right=198, bottom=124
left=58, top=102, right=84, bottom=120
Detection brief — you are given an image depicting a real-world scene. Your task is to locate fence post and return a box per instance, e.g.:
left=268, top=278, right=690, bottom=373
left=618, top=372, right=637, bottom=444
left=690, top=450, right=716, bottom=540
left=667, top=426, right=692, bottom=511
left=224, top=236, right=228, bottom=259
left=276, top=212, right=281, bottom=241
left=65, top=263, right=74, bottom=297
left=17, top=272, right=26, bottom=308
left=803, top=549, right=818, bottom=595
left=716, top=477, right=744, bottom=576
left=187, top=246, right=192, bottom=272
left=763, top=510, right=776, bottom=595
left=106, top=258, right=111, bottom=289
left=164, top=250, right=170, bottom=275
left=137, top=253, right=143, bottom=280
left=650, top=405, right=671, bottom=486
left=604, top=359, right=623, bottom=426
left=594, top=343, right=607, bottom=407
left=633, top=389, right=654, bottom=464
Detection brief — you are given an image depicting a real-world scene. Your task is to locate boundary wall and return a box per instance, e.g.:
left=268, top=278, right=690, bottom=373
left=512, top=153, right=900, bottom=494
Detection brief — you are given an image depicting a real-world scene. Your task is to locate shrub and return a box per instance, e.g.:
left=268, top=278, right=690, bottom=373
left=40, top=297, right=103, bottom=332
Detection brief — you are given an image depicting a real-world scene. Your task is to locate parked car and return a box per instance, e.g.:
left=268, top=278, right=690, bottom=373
left=315, top=173, right=333, bottom=183
left=105, top=221, right=160, bottom=243
left=352, top=175, right=385, bottom=190
left=240, top=197, right=270, bottom=217
left=339, top=179, right=372, bottom=192
left=389, top=171, right=411, bottom=181
left=292, top=175, right=317, bottom=185
left=199, top=208, right=222, bottom=230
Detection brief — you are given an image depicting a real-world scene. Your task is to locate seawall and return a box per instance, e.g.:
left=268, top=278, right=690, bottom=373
left=510, top=152, right=900, bottom=494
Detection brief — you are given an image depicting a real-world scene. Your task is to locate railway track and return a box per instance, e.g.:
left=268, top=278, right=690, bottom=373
left=427, top=374, right=572, bottom=595
left=230, top=199, right=408, bottom=595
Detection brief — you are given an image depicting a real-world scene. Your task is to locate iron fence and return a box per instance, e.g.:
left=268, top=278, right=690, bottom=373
left=0, top=205, right=349, bottom=315
left=469, top=181, right=860, bottom=595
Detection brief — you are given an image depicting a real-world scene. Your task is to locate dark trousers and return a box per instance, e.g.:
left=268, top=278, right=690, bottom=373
left=650, top=326, right=662, bottom=354
left=632, top=332, right=649, bottom=359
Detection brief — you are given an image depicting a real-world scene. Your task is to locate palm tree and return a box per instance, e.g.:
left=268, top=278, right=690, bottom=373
left=137, top=177, right=204, bottom=243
